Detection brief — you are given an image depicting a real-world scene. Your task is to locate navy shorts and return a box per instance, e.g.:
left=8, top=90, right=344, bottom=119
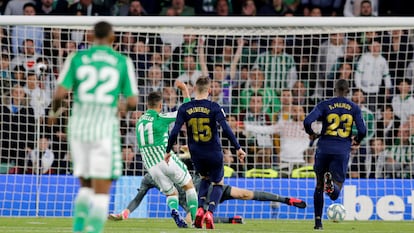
left=191, top=151, right=224, bottom=183
left=313, top=150, right=349, bottom=183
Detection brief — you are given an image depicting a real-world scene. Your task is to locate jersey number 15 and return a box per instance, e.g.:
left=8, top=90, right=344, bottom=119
left=188, top=118, right=212, bottom=142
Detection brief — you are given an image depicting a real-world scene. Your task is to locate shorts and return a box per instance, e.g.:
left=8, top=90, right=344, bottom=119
left=70, top=138, right=122, bottom=179
left=191, top=151, right=224, bottom=183
left=148, top=155, right=191, bottom=195
left=313, top=151, right=349, bottom=183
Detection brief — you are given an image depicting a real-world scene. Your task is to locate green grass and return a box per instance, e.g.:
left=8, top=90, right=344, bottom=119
left=0, top=218, right=412, bottom=233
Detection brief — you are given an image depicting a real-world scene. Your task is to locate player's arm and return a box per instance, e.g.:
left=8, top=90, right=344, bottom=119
left=303, top=104, right=323, bottom=138
left=159, top=81, right=191, bottom=124
left=217, top=110, right=245, bottom=162
left=352, top=107, right=367, bottom=146
left=165, top=107, right=186, bottom=162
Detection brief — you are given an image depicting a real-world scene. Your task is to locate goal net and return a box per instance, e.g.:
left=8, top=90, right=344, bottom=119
left=1, top=16, right=414, bottom=221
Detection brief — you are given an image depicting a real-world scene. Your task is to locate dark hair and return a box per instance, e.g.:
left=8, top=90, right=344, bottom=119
left=335, top=79, right=349, bottom=93
left=94, top=21, right=113, bottom=39
left=23, top=2, right=36, bottom=11
left=361, top=0, right=372, bottom=6
left=147, top=91, right=162, bottom=108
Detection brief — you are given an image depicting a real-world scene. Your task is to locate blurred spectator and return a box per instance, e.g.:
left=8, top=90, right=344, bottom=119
left=0, top=54, right=12, bottom=94
left=0, top=0, right=10, bottom=14
left=131, top=39, right=150, bottom=84
left=382, top=30, right=413, bottom=82
left=375, top=104, right=401, bottom=146
left=309, top=5, right=322, bottom=16
left=10, top=38, right=41, bottom=73
left=122, top=145, right=143, bottom=176
left=159, top=0, right=195, bottom=16
left=245, top=104, right=309, bottom=175
left=223, top=148, right=236, bottom=177
left=344, top=0, right=378, bottom=17
left=363, top=138, right=394, bottom=178
left=241, top=0, right=256, bottom=16
left=4, top=0, right=34, bottom=15
left=387, top=122, right=414, bottom=178
left=391, top=79, right=414, bottom=124
left=284, top=0, right=300, bottom=13
left=211, top=80, right=231, bottom=114
left=119, top=0, right=147, bottom=16
left=239, top=93, right=273, bottom=168
left=161, top=86, right=181, bottom=112
left=123, top=111, right=142, bottom=150
left=111, top=0, right=129, bottom=16
left=11, top=3, right=44, bottom=54
left=172, top=34, right=198, bottom=79
left=328, top=39, right=361, bottom=80
left=354, top=40, right=392, bottom=112
left=291, top=80, right=314, bottom=113
left=26, top=136, right=55, bottom=174
left=273, top=88, right=293, bottom=123
left=215, top=0, right=230, bottom=16
left=23, top=72, right=51, bottom=120
left=68, top=0, right=109, bottom=15
left=325, top=63, right=355, bottom=98
left=258, top=0, right=288, bottom=16
left=317, top=33, right=345, bottom=81
left=35, top=0, right=68, bottom=15
left=176, top=55, right=203, bottom=85
left=253, top=36, right=297, bottom=91
left=222, top=114, right=247, bottom=176
left=114, top=31, right=136, bottom=55
left=301, top=0, right=343, bottom=16
left=237, top=68, right=280, bottom=115
left=138, top=65, right=164, bottom=111
left=351, top=89, right=375, bottom=151
left=0, top=84, right=35, bottom=173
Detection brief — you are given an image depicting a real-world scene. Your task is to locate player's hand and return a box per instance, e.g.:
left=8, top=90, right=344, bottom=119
left=309, top=134, right=320, bottom=141
left=164, top=152, right=171, bottom=164
left=351, top=138, right=360, bottom=150
left=175, top=80, right=187, bottom=91
left=236, top=148, right=246, bottom=163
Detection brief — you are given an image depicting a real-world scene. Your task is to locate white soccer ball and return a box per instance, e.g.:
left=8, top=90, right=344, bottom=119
left=327, top=203, right=346, bottom=222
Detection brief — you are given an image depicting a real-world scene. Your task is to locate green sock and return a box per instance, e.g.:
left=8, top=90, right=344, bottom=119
left=86, top=194, right=109, bottom=233
left=73, top=188, right=92, bottom=232
left=186, top=188, right=198, bottom=221
left=167, top=195, right=179, bottom=211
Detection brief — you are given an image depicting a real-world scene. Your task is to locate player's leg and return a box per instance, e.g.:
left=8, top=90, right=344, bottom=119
left=150, top=162, right=188, bottom=228
left=70, top=140, right=93, bottom=233
left=225, top=186, right=307, bottom=208
left=108, top=174, right=157, bottom=221
left=204, top=162, right=225, bottom=230
left=326, top=154, right=349, bottom=201
left=313, top=152, right=329, bottom=230
left=86, top=139, right=123, bottom=233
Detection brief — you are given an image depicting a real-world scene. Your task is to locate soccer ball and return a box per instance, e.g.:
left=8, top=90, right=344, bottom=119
left=327, top=203, right=346, bottom=222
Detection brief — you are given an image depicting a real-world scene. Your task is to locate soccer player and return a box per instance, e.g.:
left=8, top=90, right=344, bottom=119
left=136, top=82, right=198, bottom=228
left=49, top=21, right=138, bottom=233
left=303, top=79, right=367, bottom=230
left=108, top=170, right=307, bottom=222
left=166, top=76, right=246, bottom=229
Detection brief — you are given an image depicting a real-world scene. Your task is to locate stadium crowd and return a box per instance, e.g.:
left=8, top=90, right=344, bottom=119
left=0, top=0, right=414, bottom=179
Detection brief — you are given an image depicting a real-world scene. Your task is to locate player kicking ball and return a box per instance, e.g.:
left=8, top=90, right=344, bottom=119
left=108, top=171, right=307, bottom=222
left=135, top=81, right=198, bottom=228
left=304, top=79, right=366, bottom=230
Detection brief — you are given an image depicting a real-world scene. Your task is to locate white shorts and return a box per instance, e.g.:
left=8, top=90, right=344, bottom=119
left=148, top=156, right=191, bottom=195
left=70, top=138, right=123, bottom=179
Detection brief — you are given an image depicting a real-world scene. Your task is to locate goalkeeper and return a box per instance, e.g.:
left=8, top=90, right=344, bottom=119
left=109, top=156, right=306, bottom=223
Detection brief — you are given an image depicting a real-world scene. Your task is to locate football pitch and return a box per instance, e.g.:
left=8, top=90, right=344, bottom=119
left=0, top=218, right=412, bottom=233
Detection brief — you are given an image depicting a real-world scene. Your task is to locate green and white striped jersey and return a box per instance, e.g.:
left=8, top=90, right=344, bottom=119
left=58, top=45, right=138, bottom=141
left=253, top=51, right=297, bottom=91
left=136, top=109, right=177, bottom=169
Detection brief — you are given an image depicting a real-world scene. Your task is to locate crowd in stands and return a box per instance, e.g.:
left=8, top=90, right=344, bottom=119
left=0, top=0, right=414, bottom=16
left=0, top=0, right=414, bottom=178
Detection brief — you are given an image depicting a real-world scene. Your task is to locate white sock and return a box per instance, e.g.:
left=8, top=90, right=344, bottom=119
left=86, top=194, right=110, bottom=233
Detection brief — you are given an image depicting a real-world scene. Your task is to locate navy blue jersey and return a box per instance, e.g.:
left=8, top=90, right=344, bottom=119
left=166, top=99, right=241, bottom=155
left=304, top=96, right=367, bottom=155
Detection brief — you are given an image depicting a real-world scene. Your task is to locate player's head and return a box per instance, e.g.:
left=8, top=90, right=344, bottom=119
left=194, top=76, right=211, bottom=95
left=147, top=91, right=163, bottom=111
left=93, top=21, right=114, bottom=45
left=334, top=79, right=349, bottom=96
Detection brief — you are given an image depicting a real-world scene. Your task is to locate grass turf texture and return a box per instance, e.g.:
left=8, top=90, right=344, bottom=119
left=0, top=218, right=411, bottom=233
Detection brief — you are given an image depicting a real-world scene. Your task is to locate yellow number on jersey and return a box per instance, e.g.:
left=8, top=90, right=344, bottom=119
left=325, top=113, right=353, bottom=138
left=188, top=118, right=212, bottom=142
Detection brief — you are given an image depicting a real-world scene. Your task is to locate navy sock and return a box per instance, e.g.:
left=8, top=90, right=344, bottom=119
left=198, top=179, right=210, bottom=208
left=314, top=188, right=324, bottom=227
left=207, top=185, right=223, bottom=213
left=329, top=183, right=341, bottom=200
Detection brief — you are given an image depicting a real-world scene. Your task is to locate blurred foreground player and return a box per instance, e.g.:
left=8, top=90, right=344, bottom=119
left=166, top=77, right=246, bottom=229
left=304, top=79, right=366, bottom=230
left=50, top=21, right=138, bottom=233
